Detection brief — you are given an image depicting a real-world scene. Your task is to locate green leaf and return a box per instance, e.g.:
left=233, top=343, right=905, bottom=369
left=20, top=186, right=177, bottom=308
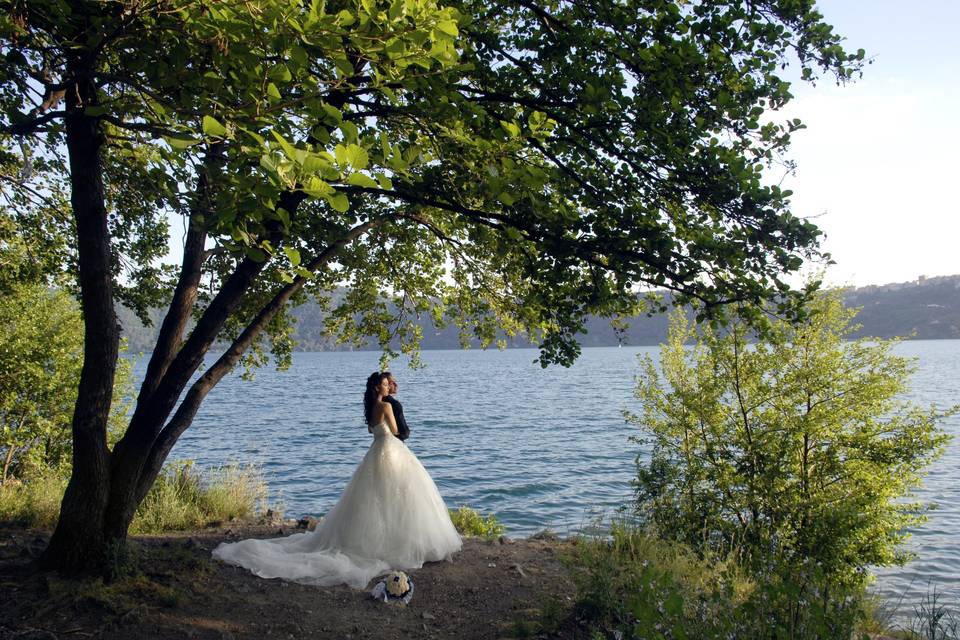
left=202, top=115, right=227, bottom=138
left=283, top=246, right=301, bottom=266
left=345, top=173, right=379, bottom=188
left=245, top=247, right=268, bottom=262
left=302, top=153, right=332, bottom=173
left=326, top=192, right=350, bottom=212
left=266, top=82, right=282, bottom=101
left=164, top=136, right=200, bottom=150
left=303, top=176, right=334, bottom=198
left=271, top=130, right=298, bottom=161
left=500, top=120, right=521, bottom=138
left=335, top=144, right=369, bottom=170
left=339, top=121, right=359, bottom=144
left=375, top=173, right=393, bottom=190
left=435, top=20, right=458, bottom=36
left=269, top=64, right=292, bottom=83
left=321, top=103, right=343, bottom=124
left=275, top=207, right=291, bottom=228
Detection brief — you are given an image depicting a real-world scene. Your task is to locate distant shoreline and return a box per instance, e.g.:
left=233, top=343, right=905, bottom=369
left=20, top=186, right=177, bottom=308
left=118, top=275, right=960, bottom=353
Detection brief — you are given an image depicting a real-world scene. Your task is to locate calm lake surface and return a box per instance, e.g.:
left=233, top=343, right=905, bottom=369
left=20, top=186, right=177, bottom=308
left=134, top=340, right=960, bottom=605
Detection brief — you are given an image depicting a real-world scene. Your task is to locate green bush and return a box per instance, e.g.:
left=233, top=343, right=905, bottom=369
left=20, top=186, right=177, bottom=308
left=567, top=519, right=753, bottom=638
left=630, top=292, right=953, bottom=592
left=448, top=506, right=504, bottom=539
left=566, top=519, right=868, bottom=639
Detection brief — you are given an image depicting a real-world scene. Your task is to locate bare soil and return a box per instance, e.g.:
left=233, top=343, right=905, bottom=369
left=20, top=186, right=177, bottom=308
left=0, top=524, right=588, bottom=640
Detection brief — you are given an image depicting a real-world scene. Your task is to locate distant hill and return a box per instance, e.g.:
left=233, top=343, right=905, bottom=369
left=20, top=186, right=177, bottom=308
left=843, top=274, right=960, bottom=340
left=117, top=274, right=960, bottom=353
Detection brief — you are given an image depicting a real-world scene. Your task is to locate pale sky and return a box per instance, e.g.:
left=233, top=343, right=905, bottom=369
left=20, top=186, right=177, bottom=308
left=165, top=1, right=959, bottom=290
left=779, top=0, right=960, bottom=287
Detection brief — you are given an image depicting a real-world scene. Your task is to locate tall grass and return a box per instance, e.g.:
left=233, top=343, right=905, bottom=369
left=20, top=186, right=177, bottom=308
left=0, top=460, right=272, bottom=533
left=565, top=519, right=757, bottom=638
left=0, top=472, right=68, bottom=528
left=131, top=460, right=270, bottom=533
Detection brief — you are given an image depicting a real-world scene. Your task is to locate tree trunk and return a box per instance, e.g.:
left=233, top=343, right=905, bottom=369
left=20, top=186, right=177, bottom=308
left=38, top=65, right=118, bottom=574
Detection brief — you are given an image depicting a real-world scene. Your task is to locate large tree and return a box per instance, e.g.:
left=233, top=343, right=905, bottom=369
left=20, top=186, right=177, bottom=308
left=0, top=0, right=862, bottom=572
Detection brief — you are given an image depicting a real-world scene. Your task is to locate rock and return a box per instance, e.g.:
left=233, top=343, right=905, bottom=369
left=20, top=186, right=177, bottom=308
left=511, top=563, right=526, bottom=578
left=529, top=529, right=558, bottom=541
left=487, top=563, right=496, bottom=568
left=498, top=535, right=514, bottom=545
left=297, top=516, right=320, bottom=531
left=422, top=612, right=435, bottom=620
left=262, top=509, right=284, bottom=526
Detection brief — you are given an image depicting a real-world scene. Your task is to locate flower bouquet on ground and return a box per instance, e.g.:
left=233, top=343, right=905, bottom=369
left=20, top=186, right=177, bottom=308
left=371, top=570, right=414, bottom=604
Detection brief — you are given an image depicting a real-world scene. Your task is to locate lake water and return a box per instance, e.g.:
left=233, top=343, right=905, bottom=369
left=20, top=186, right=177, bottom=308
left=137, top=340, right=960, bottom=607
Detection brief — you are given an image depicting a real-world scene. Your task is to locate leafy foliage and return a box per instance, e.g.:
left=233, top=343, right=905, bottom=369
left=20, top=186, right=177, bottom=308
left=0, top=283, right=132, bottom=481
left=567, top=518, right=866, bottom=639
left=448, top=505, right=504, bottom=539
left=629, top=292, right=953, bottom=592
left=1, top=0, right=866, bottom=367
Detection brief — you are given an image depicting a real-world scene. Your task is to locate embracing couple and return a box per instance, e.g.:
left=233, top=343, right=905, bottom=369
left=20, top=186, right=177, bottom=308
left=212, top=371, right=462, bottom=588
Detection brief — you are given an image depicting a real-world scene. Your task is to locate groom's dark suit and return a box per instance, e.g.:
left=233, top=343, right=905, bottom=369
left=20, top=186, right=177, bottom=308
left=385, top=395, right=410, bottom=441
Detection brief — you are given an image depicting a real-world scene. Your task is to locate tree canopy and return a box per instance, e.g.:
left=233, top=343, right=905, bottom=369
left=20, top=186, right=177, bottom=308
left=0, top=0, right=864, bottom=571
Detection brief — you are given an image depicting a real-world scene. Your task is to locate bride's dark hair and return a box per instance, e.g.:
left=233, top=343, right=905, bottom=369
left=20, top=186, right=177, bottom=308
left=363, top=371, right=387, bottom=424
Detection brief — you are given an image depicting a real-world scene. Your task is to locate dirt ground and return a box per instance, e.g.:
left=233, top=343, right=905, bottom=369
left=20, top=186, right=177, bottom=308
left=0, top=524, right=589, bottom=640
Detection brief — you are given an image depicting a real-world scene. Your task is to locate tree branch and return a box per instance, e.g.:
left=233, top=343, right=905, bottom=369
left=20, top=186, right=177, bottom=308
left=135, top=217, right=385, bottom=502
left=2, top=110, right=67, bottom=135
left=137, top=144, right=222, bottom=401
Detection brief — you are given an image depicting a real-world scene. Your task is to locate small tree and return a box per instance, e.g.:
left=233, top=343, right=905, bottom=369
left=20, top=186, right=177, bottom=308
left=0, top=283, right=83, bottom=481
left=629, top=292, right=952, bottom=593
left=0, top=282, right=131, bottom=482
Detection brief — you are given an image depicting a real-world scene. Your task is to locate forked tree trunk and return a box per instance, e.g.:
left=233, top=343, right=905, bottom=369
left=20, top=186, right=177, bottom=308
left=37, top=55, right=372, bottom=572
left=39, top=66, right=119, bottom=573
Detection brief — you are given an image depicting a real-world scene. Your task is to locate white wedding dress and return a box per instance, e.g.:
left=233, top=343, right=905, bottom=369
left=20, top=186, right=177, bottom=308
left=212, top=422, right=462, bottom=588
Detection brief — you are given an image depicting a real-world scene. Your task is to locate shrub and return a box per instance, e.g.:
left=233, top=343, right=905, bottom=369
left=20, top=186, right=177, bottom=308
left=448, top=506, right=504, bottom=539
left=630, top=292, right=953, bottom=593
left=566, top=519, right=870, bottom=639
left=566, top=519, right=753, bottom=638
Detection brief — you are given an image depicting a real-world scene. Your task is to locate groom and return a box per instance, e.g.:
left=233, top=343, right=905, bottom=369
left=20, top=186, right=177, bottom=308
left=383, top=372, right=410, bottom=441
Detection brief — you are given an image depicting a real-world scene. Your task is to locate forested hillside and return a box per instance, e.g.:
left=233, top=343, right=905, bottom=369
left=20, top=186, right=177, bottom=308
left=117, top=275, right=960, bottom=353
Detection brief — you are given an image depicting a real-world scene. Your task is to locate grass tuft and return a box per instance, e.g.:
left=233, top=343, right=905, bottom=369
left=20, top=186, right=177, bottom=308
left=131, top=460, right=270, bottom=534
left=448, top=505, right=505, bottom=539
left=0, top=471, right=68, bottom=528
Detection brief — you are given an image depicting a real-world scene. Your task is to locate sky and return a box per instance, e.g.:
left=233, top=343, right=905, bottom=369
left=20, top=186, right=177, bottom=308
left=777, top=0, right=960, bottom=287
left=163, top=1, right=960, bottom=290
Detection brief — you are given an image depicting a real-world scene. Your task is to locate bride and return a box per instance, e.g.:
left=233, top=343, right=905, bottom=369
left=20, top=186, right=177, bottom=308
left=212, top=372, right=462, bottom=588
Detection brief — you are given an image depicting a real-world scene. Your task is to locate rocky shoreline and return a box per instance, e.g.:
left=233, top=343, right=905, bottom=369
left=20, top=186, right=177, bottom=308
left=0, top=523, right=581, bottom=639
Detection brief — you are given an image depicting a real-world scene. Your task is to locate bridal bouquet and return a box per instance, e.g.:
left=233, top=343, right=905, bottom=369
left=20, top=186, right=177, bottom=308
left=371, top=571, right=414, bottom=604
